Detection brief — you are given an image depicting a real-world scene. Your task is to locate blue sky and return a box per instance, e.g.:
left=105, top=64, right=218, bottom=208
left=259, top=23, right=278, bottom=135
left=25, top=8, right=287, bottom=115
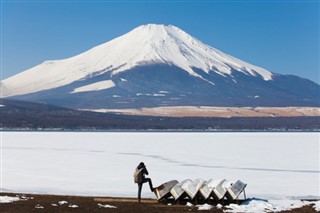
left=1, top=0, right=319, bottom=84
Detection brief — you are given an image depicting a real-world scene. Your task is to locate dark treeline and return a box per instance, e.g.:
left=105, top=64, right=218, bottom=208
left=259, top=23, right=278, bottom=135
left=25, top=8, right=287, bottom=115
left=1, top=99, right=319, bottom=131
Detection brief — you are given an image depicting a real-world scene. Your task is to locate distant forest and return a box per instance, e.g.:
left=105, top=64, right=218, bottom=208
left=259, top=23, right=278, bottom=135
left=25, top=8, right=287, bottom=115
left=1, top=99, right=319, bottom=131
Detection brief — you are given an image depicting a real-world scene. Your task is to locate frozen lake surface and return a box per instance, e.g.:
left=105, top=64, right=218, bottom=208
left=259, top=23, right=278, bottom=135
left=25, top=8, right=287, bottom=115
left=1, top=132, right=319, bottom=201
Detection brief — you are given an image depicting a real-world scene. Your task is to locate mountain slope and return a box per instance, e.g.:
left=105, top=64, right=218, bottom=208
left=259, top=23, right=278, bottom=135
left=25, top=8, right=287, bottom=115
left=1, top=24, right=319, bottom=108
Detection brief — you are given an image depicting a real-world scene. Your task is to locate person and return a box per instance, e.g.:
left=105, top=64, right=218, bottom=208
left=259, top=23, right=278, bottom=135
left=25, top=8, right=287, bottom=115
left=133, top=162, right=154, bottom=203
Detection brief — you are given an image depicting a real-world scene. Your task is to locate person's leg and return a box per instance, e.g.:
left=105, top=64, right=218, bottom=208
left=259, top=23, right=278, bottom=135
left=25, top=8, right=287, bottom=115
left=143, top=178, right=154, bottom=192
left=138, top=183, right=142, bottom=203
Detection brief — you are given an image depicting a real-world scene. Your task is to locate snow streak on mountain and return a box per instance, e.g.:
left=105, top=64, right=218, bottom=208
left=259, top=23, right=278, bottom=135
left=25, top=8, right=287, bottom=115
left=1, top=24, right=319, bottom=108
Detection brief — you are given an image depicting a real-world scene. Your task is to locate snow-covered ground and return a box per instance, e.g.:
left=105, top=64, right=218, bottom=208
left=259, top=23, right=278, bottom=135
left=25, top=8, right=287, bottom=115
left=1, top=132, right=319, bottom=211
left=0, top=195, right=22, bottom=203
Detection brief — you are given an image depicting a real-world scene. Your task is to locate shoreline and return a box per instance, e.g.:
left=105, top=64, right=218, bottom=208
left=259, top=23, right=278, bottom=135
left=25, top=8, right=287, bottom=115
left=1, top=192, right=318, bottom=213
left=1, top=129, right=320, bottom=132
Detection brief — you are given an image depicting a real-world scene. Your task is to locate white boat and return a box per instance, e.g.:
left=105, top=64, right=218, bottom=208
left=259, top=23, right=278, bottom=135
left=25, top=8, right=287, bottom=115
left=225, top=180, right=247, bottom=200
left=211, top=179, right=228, bottom=201
left=187, top=179, right=205, bottom=200
left=170, top=179, right=191, bottom=200
left=181, top=179, right=196, bottom=199
left=199, top=180, right=212, bottom=200
left=154, top=180, right=179, bottom=200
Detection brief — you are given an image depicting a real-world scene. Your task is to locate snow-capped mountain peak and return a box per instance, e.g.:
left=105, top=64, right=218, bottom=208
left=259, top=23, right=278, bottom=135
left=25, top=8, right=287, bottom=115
left=1, top=24, right=274, bottom=98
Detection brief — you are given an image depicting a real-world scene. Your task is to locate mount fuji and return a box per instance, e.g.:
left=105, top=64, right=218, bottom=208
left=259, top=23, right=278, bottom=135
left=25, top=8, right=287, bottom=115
left=1, top=24, right=319, bottom=109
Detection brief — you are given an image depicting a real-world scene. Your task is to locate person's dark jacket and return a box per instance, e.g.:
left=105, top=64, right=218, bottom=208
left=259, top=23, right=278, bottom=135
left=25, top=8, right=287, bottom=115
left=136, top=163, right=148, bottom=183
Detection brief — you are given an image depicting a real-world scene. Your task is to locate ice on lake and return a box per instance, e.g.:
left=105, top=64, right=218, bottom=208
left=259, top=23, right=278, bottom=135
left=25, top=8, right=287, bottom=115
left=1, top=132, right=319, bottom=200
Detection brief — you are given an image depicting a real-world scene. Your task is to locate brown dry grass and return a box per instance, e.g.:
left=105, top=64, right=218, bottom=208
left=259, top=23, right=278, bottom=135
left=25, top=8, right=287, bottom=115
left=92, top=107, right=320, bottom=118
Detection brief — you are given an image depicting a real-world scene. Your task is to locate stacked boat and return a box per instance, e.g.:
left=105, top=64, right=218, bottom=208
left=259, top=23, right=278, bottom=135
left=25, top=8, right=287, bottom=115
left=154, top=179, right=247, bottom=204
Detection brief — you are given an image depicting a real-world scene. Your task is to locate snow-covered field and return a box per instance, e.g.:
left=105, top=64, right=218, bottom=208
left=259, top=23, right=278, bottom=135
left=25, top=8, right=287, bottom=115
left=1, top=132, right=319, bottom=211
